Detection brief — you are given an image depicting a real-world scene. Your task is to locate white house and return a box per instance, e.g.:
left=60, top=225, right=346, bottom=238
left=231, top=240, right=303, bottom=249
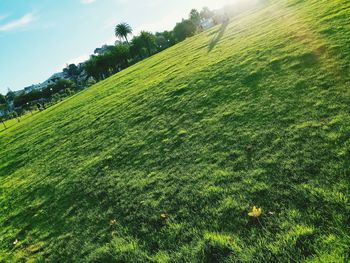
left=200, top=18, right=215, bottom=31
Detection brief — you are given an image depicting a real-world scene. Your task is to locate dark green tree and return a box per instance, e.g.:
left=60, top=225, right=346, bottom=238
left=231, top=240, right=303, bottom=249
left=173, top=19, right=197, bottom=42
left=130, top=35, right=148, bottom=60
left=189, top=9, right=201, bottom=28
left=63, top=64, right=81, bottom=83
left=6, top=89, right=15, bottom=102
left=139, top=31, right=157, bottom=56
left=14, top=90, right=43, bottom=108
left=109, top=44, right=130, bottom=70
left=0, top=94, right=6, bottom=104
left=155, top=31, right=175, bottom=51
left=0, top=116, right=6, bottom=129
left=85, top=56, right=103, bottom=80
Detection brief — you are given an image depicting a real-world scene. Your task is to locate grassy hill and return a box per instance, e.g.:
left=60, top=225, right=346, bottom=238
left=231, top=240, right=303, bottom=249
left=1, top=0, right=350, bottom=261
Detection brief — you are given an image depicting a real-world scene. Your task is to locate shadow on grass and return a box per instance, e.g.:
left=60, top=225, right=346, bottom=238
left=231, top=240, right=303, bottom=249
left=208, top=20, right=230, bottom=52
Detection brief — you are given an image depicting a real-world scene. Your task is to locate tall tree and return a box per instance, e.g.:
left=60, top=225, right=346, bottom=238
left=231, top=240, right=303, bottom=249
left=0, top=94, right=6, bottom=104
left=130, top=33, right=155, bottom=60
left=189, top=9, right=201, bottom=28
left=109, top=44, right=130, bottom=70
left=115, top=23, right=133, bottom=44
left=155, top=31, right=175, bottom=51
left=139, top=31, right=157, bottom=56
left=200, top=7, right=213, bottom=20
left=173, top=19, right=197, bottom=42
left=130, top=36, right=146, bottom=61
left=63, top=64, right=79, bottom=77
left=63, top=64, right=81, bottom=84
left=6, top=89, right=15, bottom=101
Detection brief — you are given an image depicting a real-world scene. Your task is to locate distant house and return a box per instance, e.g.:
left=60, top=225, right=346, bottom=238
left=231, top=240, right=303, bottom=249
left=32, top=72, right=69, bottom=91
left=24, top=85, right=37, bottom=94
left=200, top=18, right=215, bottom=30
left=13, top=69, right=78, bottom=101
left=42, top=72, right=68, bottom=86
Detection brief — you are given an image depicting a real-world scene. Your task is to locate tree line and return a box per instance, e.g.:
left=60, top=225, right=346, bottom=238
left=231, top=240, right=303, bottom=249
left=83, top=8, right=214, bottom=81
left=0, top=80, right=77, bottom=126
left=12, top=80, right=77, bottom=108
left=1, top=7, right=219, bottom=125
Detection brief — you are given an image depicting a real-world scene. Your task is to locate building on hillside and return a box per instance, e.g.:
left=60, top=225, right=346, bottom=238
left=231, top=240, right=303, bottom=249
left=200, top=18, right=215, bottom=30
left=18, top=72, right=69, bottom=96
left=44, top=72, right=68, bottom=85
left=24, top=85, right=37, bottom=94
left=34, top=72, right=69, bottom=91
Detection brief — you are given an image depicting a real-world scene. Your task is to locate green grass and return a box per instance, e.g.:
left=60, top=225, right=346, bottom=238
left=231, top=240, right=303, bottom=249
left=0, top=112, right=38, bottom=133
left=1, top=0, right=350, bottom=261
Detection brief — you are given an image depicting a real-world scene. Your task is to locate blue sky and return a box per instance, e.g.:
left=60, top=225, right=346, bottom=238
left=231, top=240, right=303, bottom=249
left=0, top=0, right=233, bottom=94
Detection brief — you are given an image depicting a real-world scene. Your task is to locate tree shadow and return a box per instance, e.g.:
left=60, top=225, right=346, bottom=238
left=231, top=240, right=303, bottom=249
left=208, top=19, right=230, bottom=52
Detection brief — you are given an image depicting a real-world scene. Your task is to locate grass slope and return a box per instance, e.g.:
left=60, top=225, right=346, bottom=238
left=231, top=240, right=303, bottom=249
left=1, top=0, right=350, bottom=261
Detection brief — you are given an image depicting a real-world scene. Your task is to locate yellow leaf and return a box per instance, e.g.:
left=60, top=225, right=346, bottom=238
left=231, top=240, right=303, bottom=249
left=248, top=206, right=262, bottom=218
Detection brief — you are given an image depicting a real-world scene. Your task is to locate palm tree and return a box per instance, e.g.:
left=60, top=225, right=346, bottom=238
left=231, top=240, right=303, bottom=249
left=115, top=23, right=132, bottom=44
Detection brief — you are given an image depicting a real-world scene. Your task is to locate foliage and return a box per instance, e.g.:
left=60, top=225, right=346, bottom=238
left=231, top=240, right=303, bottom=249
left=173, top=19, right=197, bottom=42
left=63, top=64, right=79, bottom=77
left=115, top=23, right=133, bottom=44
left=85, top=46, right=129, bottom=81
left=85, top=7, right=213, bottom=81
left=13, top=80, right=76, bottom=108
left=190, top=9, right=201, bottom=28
left=138, top=31, right=157, bottom=56
left=0, top=94, right=6, bottom=104
left=5, top=90, right=15, bottom=101
left=155, top=31, right=175, bottom=51
left=13, top=90, right=43, bottom=108
left=63, top=64, right=82, bottom=83
left=130, top=35, right=149, bottom=60
left=200, top=7, right=214, bottom=20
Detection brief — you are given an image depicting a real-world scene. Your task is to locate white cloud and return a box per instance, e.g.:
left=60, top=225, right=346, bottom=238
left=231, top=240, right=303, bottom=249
left=57, top=54, right=90, bottom=71
left=133, top=11, right=182, bottom=34
left=66, top=54, right=90, bottom=65
left=0, top=13, right=36, bottom=32
left=0, top=15, right=7, bottom=21
left=80, top=0, right=97, bottom=4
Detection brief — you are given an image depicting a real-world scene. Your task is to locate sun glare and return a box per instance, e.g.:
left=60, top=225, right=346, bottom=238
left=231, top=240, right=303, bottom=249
left=202, top=0, right=261, bottom=9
